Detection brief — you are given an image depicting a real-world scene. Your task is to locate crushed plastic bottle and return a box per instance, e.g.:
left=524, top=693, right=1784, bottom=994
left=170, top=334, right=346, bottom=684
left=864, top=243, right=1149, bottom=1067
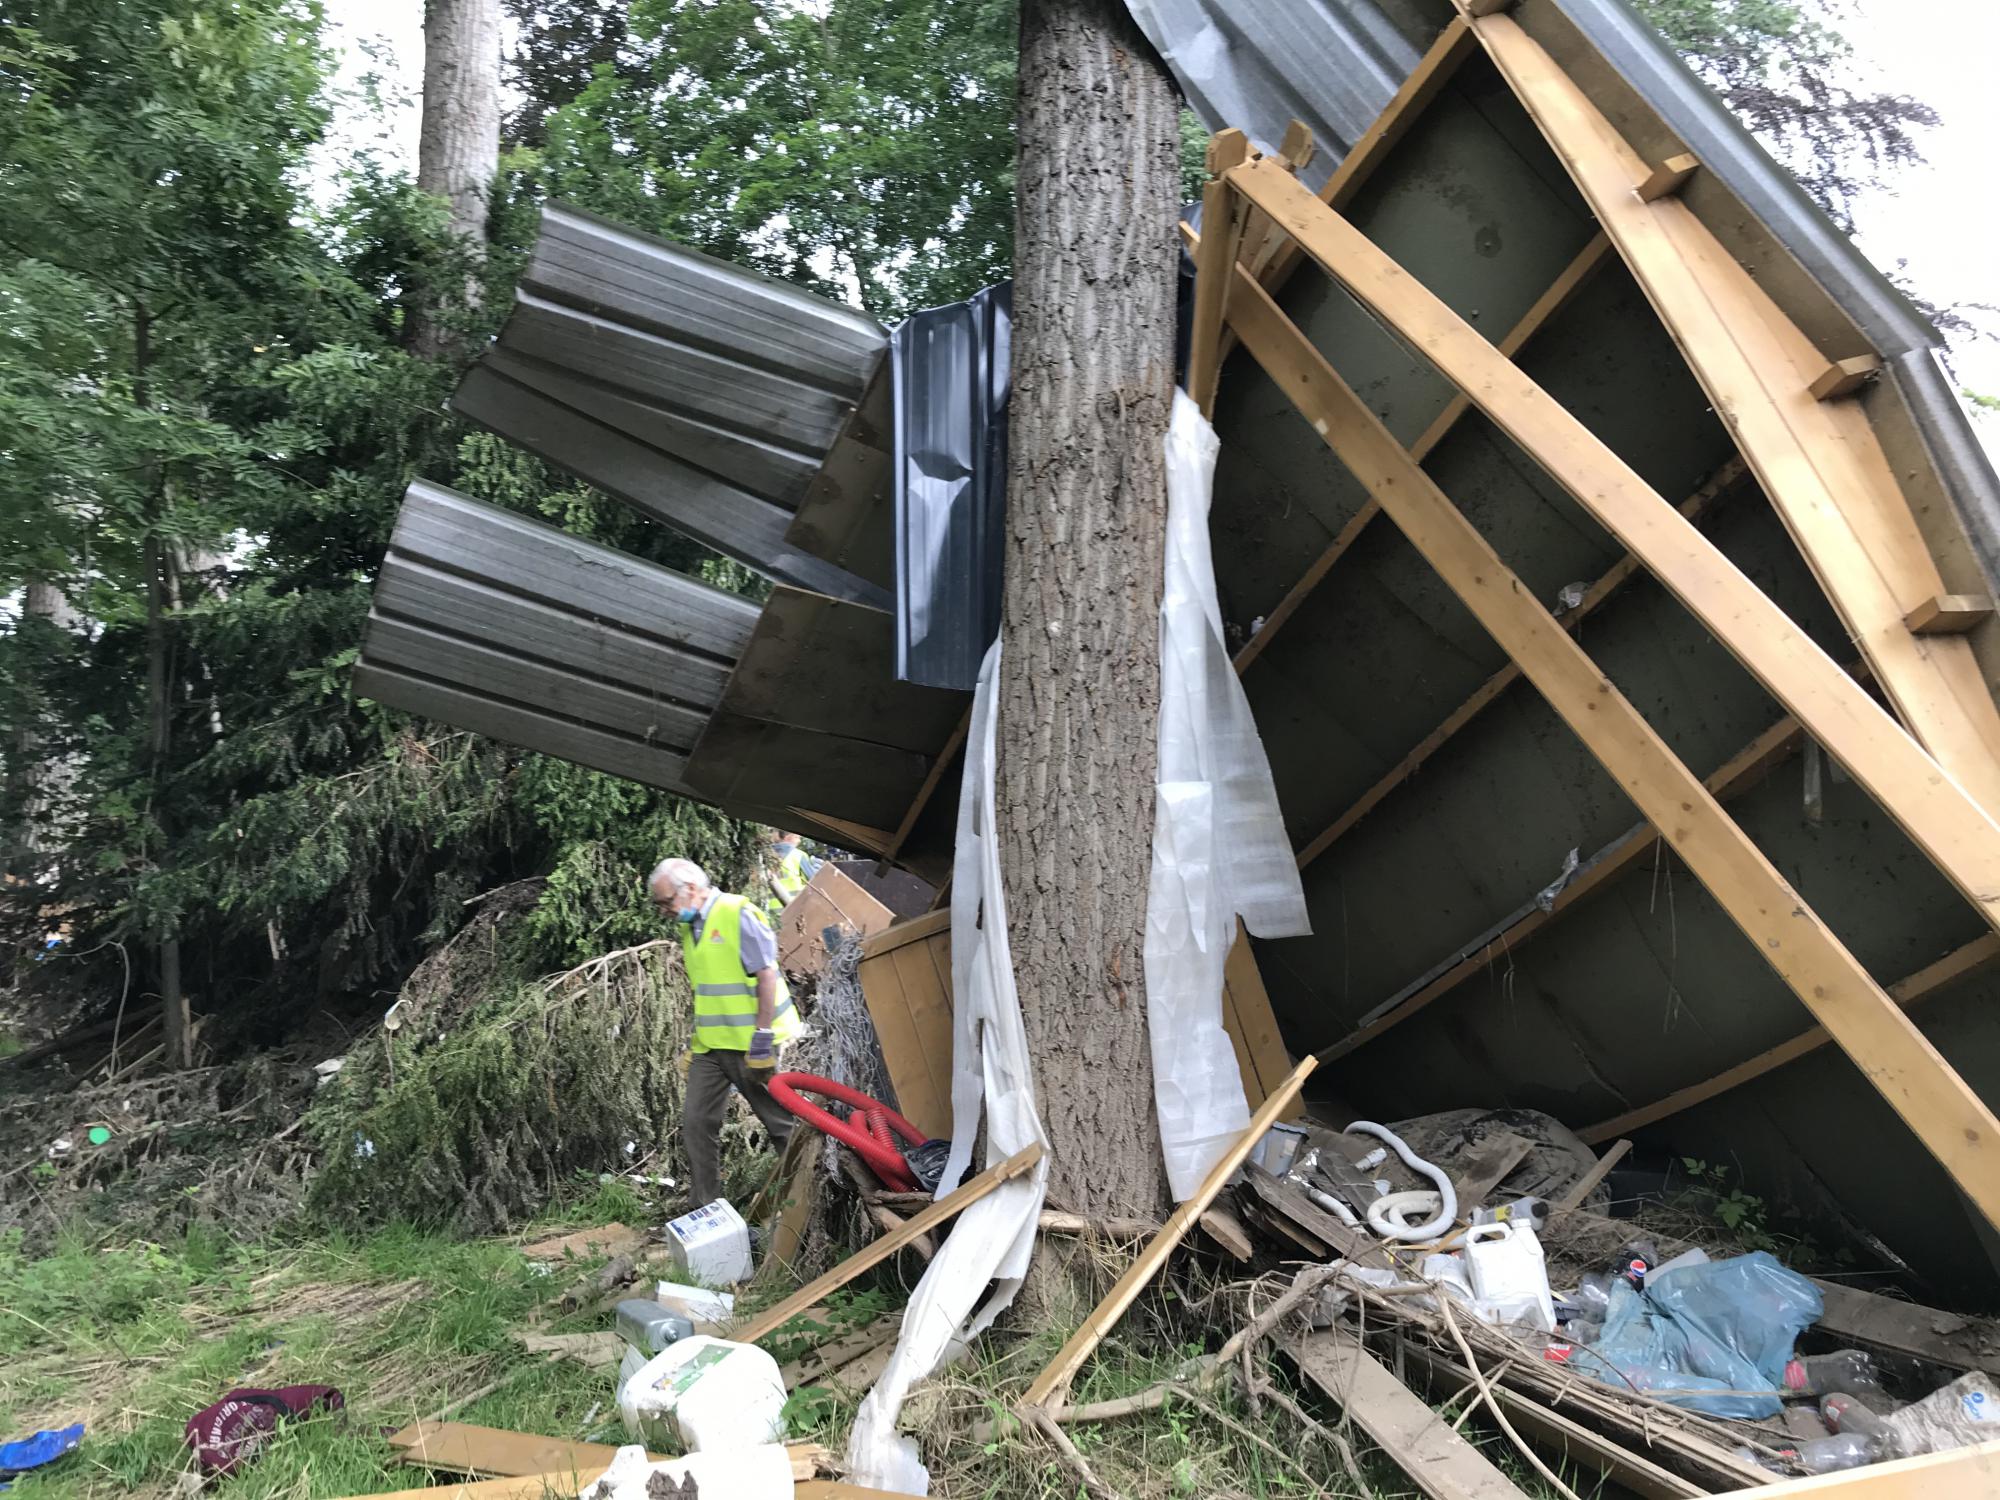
left=1573, top=1270, right=1616, bottom=1313
left=1615, top=1238, right=1660, bottom=1288
left=1786, top=1349, right=1885, bottom=1397
left=1794, top=1433, right=1881, bottom=1474
left=1821, top=1393, right=1892, bottom=1441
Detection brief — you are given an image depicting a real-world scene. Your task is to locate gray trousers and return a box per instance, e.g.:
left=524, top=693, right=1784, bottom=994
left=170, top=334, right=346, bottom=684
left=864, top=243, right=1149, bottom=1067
left=684, top=1048, right=795, bottom=1208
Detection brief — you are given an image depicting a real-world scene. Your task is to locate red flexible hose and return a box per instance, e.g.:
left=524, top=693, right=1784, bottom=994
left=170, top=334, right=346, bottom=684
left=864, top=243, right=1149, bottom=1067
left=766, top=1072, right=929, bottom=1191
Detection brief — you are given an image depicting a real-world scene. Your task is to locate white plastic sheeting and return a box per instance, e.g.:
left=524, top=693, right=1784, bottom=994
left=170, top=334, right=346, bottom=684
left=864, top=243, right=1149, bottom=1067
left=844, top=640, right=1049, bottom=1494
left=1148, top=392, right=1312, bottom=1200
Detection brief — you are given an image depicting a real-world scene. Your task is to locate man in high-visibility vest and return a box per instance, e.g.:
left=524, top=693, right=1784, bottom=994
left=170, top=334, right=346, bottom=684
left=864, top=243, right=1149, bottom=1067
left=762, top=828, right=818, bottom=921
left=649, top=856, right=801, bottom=1208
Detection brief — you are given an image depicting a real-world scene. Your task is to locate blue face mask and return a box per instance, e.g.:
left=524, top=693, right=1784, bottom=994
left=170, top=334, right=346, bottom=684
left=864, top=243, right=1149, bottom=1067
left=676, top=904, right=700, bottom=924
left=773, top=841, right=797, bottom=856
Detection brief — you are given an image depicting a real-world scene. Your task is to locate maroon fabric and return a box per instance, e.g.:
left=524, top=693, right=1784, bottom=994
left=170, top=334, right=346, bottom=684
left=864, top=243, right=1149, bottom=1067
left=183, top=1385, right=343, bottom=1475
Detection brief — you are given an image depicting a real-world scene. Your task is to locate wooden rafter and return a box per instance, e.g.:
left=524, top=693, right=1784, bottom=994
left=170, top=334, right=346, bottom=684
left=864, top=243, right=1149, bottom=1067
left=1293, top=455, right=1747, bottom=871
left=1215, top=254, right=2000, bottom=1227
left=1225, top=154, right=2000, bottom=941
left=1187, top=129, right=1251, bottom=417
left=1314, top=711, right=1802, bottom=1061
left=1464, top=6, right=2000, bottom=824
left=1580, top=932, right=2000, bottom=1144
left=1229, top=231, right=1614, bottom=677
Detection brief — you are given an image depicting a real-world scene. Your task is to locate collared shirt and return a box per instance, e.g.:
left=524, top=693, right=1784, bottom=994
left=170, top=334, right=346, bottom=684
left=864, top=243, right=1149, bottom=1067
left=689, top=890, right=778, bottom=974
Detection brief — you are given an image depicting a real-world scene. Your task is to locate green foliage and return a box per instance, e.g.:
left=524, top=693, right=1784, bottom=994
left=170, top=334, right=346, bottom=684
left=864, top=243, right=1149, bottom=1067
left=1632, top=0, right=1935, bottom=229
left=534, top=0, right=1019, bottom=318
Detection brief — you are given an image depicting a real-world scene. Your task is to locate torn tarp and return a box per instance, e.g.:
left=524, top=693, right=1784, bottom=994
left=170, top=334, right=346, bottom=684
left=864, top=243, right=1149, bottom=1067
left=1147, top=391, right=1311, bottom=1200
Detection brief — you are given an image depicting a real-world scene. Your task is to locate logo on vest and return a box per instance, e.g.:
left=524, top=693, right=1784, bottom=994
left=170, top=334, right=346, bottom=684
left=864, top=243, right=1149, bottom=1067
left=707, top=929, right=722, bottom=942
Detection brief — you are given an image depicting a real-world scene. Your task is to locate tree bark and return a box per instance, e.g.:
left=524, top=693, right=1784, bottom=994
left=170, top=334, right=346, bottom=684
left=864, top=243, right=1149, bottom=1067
left=134, top=302, right=194, bottom=1071
left=1001, top=0, right=1181, bottom=1229
left=5, top=581, right=79, bottom=876
left=413, top=0, right=502, bottom=358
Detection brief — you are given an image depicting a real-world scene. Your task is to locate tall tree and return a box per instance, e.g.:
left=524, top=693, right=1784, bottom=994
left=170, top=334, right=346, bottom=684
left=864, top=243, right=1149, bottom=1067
left=1000, top=0, right=1180, bottom=1238
left=412, top=0, right=502, bottom=356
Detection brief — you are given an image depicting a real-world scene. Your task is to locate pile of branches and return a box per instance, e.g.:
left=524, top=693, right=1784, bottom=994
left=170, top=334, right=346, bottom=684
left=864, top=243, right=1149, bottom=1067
left=305, top=883, right=699, bottom=1235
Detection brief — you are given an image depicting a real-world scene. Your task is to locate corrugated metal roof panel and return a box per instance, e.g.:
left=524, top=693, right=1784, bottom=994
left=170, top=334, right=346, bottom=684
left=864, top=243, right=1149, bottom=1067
left=1125, top=0, right=1424, bottom=190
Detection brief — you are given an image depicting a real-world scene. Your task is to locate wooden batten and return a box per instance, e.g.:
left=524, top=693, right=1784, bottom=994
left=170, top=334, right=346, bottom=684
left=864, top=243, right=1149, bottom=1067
left=1462, top=10, right=2000, bottom=826
left=1213, top=239, right=2000, bottom=1231
left=1809, top=354, right=1884, bottom=401
left=1906, top=594, right=1995, bottom=635
left=1635, top=152, right=1700, bottom=202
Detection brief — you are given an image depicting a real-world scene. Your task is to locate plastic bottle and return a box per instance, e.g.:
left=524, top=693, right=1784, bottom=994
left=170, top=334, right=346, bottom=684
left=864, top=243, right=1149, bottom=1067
left=1820, top=1394, right=1891, bottom=1440
left=1793, top=1433, right=1881, bottom=1474
left=1614, top=1238, right=1660, bottom=1287
left=1573, top=1270, right=1616, bottom=1313
left=1785, top=1350, right=1886, bottom=1396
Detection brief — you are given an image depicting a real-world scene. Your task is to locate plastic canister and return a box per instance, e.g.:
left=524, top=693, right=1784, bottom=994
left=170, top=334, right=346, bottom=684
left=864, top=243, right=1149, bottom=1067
left=663, top=1199, right=753, bottom=1286
left=618, top=1335, right=788, bottom=1452
left=615, top=1298, right=695, bottom=1356
left=1463, top=1220, right=1557, bottom=1332
left=655, top=1281, right=735, bottom=1330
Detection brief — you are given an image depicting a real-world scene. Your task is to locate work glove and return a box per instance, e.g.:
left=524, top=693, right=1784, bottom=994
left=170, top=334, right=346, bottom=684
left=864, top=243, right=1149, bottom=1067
left=676, top=1046, right=692, bottom=1080
left=747, top=1028, right=777, bottom=1070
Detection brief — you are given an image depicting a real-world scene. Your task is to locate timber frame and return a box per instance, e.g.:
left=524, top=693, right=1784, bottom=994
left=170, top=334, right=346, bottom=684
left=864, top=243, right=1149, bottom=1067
left=1181, top=1, right=2000, bottom=1233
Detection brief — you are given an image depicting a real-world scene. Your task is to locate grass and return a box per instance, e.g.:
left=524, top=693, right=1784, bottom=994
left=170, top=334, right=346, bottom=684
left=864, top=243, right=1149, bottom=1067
left=0, top=1186, right=658, bottom=1499
left=0, top=1179, right=1601, bottom=1499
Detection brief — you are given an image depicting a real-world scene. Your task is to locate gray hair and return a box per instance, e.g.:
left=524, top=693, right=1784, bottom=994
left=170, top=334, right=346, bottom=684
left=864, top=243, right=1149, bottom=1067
left=647, top=857, right=709, bottom=894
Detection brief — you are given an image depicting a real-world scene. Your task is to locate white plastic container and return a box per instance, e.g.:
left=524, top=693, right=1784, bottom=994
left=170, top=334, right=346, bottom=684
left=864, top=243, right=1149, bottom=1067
left=1463, top=1220, right=1556, bottom=1331
left=584, top=1441, right=793, bottom=1499
left=663, top=1199, right=754, bottom=1285
left=618, top=1335, right=788, bottom=1452
left=655, top=1280, right=734, bottom=1332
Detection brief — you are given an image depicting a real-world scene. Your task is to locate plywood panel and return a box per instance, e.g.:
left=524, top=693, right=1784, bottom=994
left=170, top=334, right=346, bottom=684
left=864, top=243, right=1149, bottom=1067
left=858, top=915, right=1294, bottom=1141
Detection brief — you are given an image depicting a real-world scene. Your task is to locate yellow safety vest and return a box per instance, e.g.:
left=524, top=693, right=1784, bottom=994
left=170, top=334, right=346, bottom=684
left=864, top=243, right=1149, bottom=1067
left=764, top=846, right=809, bottom=919
left=682, top=892, right=798, bottom=1053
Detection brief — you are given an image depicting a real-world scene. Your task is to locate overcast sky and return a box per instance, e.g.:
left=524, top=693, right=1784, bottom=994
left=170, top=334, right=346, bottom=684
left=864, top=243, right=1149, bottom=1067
left=319, top=0, right=2000, bottom=419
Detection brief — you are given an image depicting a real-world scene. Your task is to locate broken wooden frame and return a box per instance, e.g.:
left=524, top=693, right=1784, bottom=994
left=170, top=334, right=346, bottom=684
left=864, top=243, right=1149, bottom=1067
left=1184, top=14, right=2000, bottom=1233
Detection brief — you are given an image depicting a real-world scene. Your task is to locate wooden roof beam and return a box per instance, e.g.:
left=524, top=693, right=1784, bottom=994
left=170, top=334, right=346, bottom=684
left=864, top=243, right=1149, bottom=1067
left=1293, top=455, right=1749, bottom=872
left=1581, top=932, right=2000, bottom=1144
left=1225, top=153, right=2000, bottom=942
left=1462, top=4, right=2000, bottom=824
left=1215, top=247, right=2000, bottom=1230
left=1228, top=231, right=1614, bottom=677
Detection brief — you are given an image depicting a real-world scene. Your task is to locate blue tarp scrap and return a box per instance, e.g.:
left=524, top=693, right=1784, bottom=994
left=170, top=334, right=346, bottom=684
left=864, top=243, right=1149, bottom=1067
left=0, top=1423, right=84, bottom=1489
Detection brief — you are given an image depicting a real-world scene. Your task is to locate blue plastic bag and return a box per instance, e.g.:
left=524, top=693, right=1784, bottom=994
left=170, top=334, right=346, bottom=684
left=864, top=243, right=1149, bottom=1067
left=0, top=1422, right=84, bottom=1489
left=1574, top=1252, right=1822, bottom=1419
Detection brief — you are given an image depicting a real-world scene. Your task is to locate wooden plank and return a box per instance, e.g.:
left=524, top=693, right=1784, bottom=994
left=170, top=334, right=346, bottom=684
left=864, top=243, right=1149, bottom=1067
left=331, top=1475, right=602, bottom=1500
left=1452, top=1131, right=1536, bottom=1209
left=1229, top=230, right=1614, bottom=679
left=1462, top=0, right=1517, bottom=13
left=1462, top=11, right=2000, bottom=826
left=387, top=1422, right=630, bottom=1479
left=856, top=941, right=949, bottom=1141
left=1215, top=252, right=2000, bottom=1232
left=862, top=906, right=952, bottom=958
left=1395, top=1342, right=1703, bottom=1500
left=796, top=1484, right=927, bottom=1500
left=734, top=1143, right=1042, bottom=1344
left=1554, top=1139, right=1631, bottom=1213
left=1021, top=1058, right=1317, bottom=1409
left=1294, top=455, right=1743, bottom=870
left=1241, top=1163, right=1394, bottom=1268
left=1188, top=129, right=1251, bottom=416
left=1809, top=354, right=1883, bottom=402
left=1907, top=594, right=1995, bottom=635
left=1729, top=1437, right=2000, bottom=1496
left=888, top=937, right=954, bottom=1137
left=1581, top=932, right=2000, bottom=1143
left=1635, top=152, right=1700, bottom=203
left=786, top=807, right=897, bottom=860
left=1318, top=713, right=1803, bottom=1060
left=1221, top=923, right=1299, bottom=1116
left=1292, top=1332, right=1531, bottom=1500
left=1199, top=1207, right=1255, bottom=1261
left=886, top=709, right=968, bottom=860
left=1227, top=151, right=2000, bottom=932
